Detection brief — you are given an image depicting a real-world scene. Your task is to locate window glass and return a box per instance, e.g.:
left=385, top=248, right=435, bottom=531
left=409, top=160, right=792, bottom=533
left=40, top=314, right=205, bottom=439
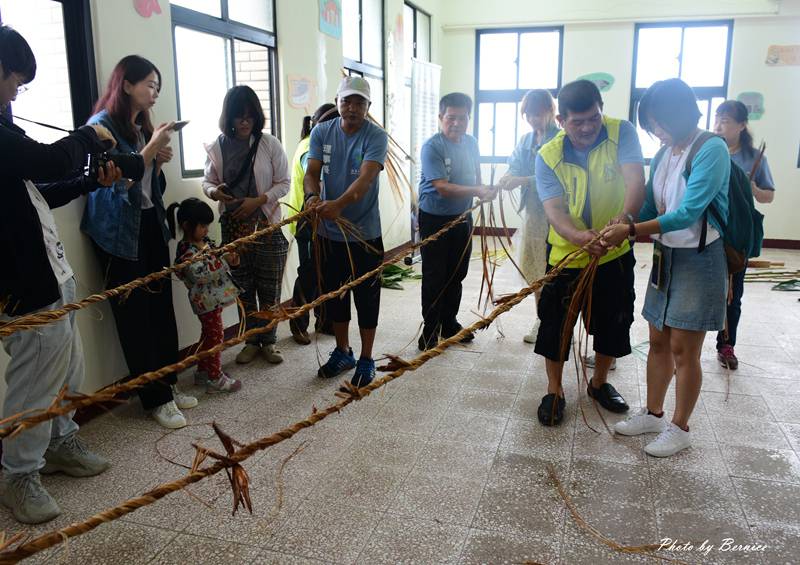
left=0, top=0, right=73, bottom=143
left=228, top=0, right=273, bottom=32
left=493, top=103, right=517, bottom=157
left=518, top=31, right=560, bottom=89
left=635, top=27, right=681, bottom=88
left=681, top=26, right=729, bottom=87
left=478, top=103, right=494, bottom=157
left=170, top=0, right=222, bottom=17
left=362, top=0, right=382, bottom=68
left=174, top=26, right=232, bottom=171
left=233, top=40, right=273, bottom=133
left=403, top=4, right=414, bottom=77
left=478, top=33, right=518, bottom=90
left=342, top=0, right=360, bottom=61
left=364, top=75, right=384, bottom=126
left=416, top=12, right=431, bottom=62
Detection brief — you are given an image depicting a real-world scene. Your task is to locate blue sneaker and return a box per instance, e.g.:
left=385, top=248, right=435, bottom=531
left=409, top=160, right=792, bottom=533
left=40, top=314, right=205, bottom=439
left=318, top=347, right=356, bottom=379
left=351, top=358, right=376, bottom=388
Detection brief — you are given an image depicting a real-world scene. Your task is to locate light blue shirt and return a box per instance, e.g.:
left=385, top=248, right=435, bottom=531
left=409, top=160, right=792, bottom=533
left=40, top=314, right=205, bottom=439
left=507, top=124, right=560, bottom=179
left=418, top=133, right=481, bottom=216
left=640, top=135, right=730, bottom=235
left=308, top=117, right=388, bottom=241
left=731, top=150, right=774, bottom=190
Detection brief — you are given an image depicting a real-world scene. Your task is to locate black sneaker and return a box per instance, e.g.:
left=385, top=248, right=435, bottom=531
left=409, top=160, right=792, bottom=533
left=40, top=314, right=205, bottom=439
left=441, top=322, right=474, bottom=343
left=537, top=393, right=566, bottom=426
left=418, top=327, right=439, bottom=351
left=587, top=382, right=629, bottom=413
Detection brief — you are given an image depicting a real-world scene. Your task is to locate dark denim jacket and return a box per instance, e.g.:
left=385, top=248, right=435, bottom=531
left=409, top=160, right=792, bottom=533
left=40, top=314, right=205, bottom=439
left=80, top=110, right=169, bottom=260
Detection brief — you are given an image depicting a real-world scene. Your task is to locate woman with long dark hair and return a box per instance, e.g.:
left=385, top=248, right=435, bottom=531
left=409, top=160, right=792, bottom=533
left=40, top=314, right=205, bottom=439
left=202, top=86, right=290, bottom=364
left=603, top=78, right=730, bottom=457
left=81, top=55, right=196, bottom=429
left=287, top=103, right=338, bottom=344
left=713, top=100, right=776, bottom=370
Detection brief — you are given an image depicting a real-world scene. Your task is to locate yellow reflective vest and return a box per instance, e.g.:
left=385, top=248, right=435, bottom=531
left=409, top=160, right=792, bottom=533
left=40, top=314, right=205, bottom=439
left=538, top=116, right=630, bottom=268
left=287, top=136, right=311, bottom=235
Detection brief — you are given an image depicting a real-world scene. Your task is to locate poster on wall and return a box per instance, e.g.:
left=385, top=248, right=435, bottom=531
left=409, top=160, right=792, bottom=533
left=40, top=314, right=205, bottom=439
left=765, top=45, right=800, bottom=66
left=576, top=72, right=615, bottom=92
left=287, top=75, right=316, bottom=112
left=319, top=0, right=342, bottom=40
left=737, top=92, right=765, bottom=120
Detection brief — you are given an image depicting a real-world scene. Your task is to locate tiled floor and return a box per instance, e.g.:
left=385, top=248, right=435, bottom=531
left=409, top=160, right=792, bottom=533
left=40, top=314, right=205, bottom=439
left=2, top=243, right=799, bottom=564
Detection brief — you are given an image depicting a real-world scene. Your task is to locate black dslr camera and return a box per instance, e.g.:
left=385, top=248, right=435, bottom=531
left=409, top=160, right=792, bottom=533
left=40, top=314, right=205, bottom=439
left=85, top=152, right=145, bottom=182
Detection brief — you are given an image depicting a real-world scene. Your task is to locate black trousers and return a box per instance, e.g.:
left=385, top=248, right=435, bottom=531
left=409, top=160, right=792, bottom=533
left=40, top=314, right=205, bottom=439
left=93, top=209, right=177, bottom=410
left=717, top=267, right=745, bottom=349
left=290, top=221, right=327, bottom=333
left=419, top=210, right=472, bottom=333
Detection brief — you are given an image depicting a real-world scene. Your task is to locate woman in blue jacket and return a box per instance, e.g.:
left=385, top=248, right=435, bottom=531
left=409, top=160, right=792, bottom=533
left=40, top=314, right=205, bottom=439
left=81, top=55, right=195, bottom=429
left=602, top=79, right=730, bottom=458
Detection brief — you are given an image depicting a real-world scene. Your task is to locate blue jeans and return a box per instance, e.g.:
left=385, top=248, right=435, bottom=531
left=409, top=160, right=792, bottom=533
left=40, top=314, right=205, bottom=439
left=1, top=279, right=82, bottom=476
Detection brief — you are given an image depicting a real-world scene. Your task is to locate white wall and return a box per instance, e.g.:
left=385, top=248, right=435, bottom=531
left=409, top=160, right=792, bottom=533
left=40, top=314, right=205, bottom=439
left=437, top=0, right=800, bottom=239
left=0, top=0, right=445, bottom=397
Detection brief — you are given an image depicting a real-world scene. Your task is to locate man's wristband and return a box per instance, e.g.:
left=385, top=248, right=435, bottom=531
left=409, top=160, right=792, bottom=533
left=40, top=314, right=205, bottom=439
left=304, top=192, right=319, bottom=202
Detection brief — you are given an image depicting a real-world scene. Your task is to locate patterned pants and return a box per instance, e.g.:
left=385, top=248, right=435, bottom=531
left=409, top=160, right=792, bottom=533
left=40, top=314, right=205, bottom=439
left=222, top=228, right=289, bottom=346
left=197, top=308, right=224, bottom=378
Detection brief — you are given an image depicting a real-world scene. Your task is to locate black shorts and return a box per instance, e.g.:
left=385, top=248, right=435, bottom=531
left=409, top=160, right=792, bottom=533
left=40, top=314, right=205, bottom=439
left=319, top=236, right=384, bottom=328
left=534, top=250, right=635, bottom=362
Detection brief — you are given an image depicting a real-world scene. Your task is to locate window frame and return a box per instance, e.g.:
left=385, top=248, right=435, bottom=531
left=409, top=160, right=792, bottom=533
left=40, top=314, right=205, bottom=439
left=0, top=0, right=98, bottom=127
left=170, top=2, right=280, bottom=178
left=474, top=26, right=564, bottom=164
left=342, top=0, right=385, bottom=121
left=404, top=1, right=431, bottom=64
left=628, top=20, right=733, bottom=160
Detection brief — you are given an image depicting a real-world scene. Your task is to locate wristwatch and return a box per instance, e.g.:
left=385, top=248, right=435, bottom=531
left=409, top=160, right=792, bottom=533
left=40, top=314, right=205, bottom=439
left=625, top=213, right=636, bottom=239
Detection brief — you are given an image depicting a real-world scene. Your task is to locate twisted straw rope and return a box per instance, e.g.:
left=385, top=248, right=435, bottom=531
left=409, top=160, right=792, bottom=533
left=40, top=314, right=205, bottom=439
left=0, top=235, right=582, bottom=564
left=0, top=203, right=483, bottom=441
left=0, top=208, right=313, bottom=339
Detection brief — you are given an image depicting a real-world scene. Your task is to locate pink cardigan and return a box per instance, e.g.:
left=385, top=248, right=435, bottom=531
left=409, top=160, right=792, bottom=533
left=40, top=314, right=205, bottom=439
left=202, top=133, right=290, bottom=224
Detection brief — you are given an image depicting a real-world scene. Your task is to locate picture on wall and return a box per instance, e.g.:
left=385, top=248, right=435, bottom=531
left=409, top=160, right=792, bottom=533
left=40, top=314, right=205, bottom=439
left=319, top=0, right=342, bottom=39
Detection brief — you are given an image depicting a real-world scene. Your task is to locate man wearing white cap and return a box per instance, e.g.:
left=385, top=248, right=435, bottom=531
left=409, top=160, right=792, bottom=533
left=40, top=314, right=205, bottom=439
left=304, top=76, right=388, bottom=388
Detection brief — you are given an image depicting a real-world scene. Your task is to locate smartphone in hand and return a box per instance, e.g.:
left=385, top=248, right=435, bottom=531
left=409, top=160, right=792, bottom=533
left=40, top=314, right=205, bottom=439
left=172, top=120, right=190, bottom=131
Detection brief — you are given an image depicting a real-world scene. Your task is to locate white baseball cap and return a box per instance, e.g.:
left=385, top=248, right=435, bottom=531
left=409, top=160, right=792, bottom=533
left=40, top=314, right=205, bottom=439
left=336, top=76, right=371, bottom=103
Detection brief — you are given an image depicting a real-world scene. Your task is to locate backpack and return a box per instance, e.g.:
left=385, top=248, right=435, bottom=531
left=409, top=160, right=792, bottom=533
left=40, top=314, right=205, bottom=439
left=652, top=131, right=764, bottom=273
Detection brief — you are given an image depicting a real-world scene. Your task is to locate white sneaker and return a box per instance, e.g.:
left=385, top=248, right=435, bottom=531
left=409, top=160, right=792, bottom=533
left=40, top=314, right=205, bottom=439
left=523, top=320, right=540, bottom=344
left=207, top=371, right=242, bottom=393
left=151, top=401, right=187, bottom=429
left=614, top=407, right=667, bottom=436
left=171, top=385, right=198, bottom=409
left=644, top=422, right=691, bottom=457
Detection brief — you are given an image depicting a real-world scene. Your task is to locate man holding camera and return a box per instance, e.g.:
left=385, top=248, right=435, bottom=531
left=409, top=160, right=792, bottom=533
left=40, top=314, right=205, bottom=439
left=0, top=26, right=120, bottom=524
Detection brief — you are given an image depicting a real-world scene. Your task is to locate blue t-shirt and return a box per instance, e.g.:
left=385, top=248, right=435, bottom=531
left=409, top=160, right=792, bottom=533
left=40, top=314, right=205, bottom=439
left=308, top=117, right=388, bottom=241
left=731, top=150, right=775, bottom=190
left=507, top=124, right=560, bottom=178
left=534, top=120, right=643, bottom=226
left=418, top=133, right=481, bottom=216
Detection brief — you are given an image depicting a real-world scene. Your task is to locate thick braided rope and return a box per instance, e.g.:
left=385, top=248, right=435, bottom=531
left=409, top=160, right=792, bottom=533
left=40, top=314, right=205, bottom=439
left=0, top=203, right=483, bottom=440
left=0, top=242, right=586, bottom=564
left=0, top=208, right=314, bottom=338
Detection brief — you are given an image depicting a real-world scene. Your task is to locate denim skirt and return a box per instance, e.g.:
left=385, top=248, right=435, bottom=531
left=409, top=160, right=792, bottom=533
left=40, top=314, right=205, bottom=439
left=642, top=238, right=728, bottom=332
